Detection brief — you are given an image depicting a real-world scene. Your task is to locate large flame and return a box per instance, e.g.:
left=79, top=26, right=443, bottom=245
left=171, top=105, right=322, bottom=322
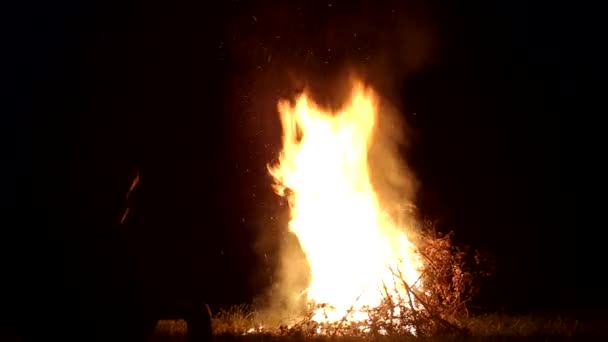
left=268, top=79, right=424, bottom=324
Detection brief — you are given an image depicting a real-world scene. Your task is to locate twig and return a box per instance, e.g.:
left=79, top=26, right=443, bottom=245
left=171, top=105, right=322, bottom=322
left=380, top=281, right=395, bottom=335
left=331, top=291, right=365, bottom=337
left=391, top=266, right=420, bottom=334
left=395, top=269, right=466, bottom=335
left=120, top=170, right=139, bottom=225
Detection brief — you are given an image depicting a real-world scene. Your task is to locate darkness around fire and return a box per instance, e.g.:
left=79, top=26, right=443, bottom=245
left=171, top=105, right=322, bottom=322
left=4, top=0, right=590, bottom=333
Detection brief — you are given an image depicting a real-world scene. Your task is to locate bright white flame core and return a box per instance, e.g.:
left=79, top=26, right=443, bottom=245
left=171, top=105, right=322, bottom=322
left=269, top=80, right=423, bottom=323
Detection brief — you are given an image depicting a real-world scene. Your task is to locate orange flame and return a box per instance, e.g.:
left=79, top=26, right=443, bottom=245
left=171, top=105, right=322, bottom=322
left=269, top=79, right=423, bottom=323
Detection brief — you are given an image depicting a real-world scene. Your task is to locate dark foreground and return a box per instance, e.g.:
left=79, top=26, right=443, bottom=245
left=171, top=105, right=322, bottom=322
left=2, top=313, right=605, bottom=341
left=151, top=312, right=608, bottom=341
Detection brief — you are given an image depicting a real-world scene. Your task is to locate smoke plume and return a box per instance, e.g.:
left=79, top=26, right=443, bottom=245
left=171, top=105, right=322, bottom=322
left=223, top=0, right=439, bottom=319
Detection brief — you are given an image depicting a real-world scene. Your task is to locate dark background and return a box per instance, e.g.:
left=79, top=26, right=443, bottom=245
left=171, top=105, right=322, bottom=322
left=4, top=0, right=594, bottom=331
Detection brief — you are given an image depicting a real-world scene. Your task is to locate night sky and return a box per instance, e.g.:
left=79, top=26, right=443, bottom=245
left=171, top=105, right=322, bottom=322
left=5, top=0, right=593, bottom=330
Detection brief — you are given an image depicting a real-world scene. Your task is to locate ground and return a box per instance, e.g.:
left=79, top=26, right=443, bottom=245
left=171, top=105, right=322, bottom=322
left=1, top=310, right=601, bottom=341
left=148, top=308, right=600, bottom=341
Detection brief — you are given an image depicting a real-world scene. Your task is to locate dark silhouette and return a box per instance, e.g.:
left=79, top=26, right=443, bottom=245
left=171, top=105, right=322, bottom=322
left=118, top=171, right=214, bottom=342
left=5, top=166, right=213, bottom=342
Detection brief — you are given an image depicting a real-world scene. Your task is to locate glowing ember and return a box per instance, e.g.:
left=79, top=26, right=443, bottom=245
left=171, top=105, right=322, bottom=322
left=268, top=79, right=424, bottom=324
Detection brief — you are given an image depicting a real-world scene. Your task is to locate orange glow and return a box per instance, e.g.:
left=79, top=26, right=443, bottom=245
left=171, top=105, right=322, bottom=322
left=268, top=79, right=424, bottom=323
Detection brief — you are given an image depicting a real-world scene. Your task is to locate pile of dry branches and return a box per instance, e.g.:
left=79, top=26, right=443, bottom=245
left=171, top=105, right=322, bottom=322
left=268, top=222, right=493, bottom=338
left=417, top=222, right=493, bottom=321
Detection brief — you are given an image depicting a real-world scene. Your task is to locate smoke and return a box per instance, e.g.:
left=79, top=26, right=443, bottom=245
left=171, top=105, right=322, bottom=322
left=368, top=92, right=420, bottom=231
left=224, top=1, right=438, bottom=318
left=255, top=232, right=311, bottom=324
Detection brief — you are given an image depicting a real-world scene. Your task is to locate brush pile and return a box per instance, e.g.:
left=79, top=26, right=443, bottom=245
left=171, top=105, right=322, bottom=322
left=222, top=222, right=492, bottom=338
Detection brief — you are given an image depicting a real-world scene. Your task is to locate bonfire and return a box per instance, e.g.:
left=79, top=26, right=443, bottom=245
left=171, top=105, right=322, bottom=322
left=233, top=77, right=489, bottom=337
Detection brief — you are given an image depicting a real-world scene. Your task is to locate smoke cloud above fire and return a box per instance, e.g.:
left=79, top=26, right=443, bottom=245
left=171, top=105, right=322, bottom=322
left=221, top=1, right=439, bottom=318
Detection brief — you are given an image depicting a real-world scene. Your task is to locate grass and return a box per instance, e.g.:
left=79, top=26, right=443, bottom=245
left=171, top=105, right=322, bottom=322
left=0, top=307, right=594, bottom=341
left=146, top=305, right=606, bottom=342
left=457, top=314, right=579, bottom=338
